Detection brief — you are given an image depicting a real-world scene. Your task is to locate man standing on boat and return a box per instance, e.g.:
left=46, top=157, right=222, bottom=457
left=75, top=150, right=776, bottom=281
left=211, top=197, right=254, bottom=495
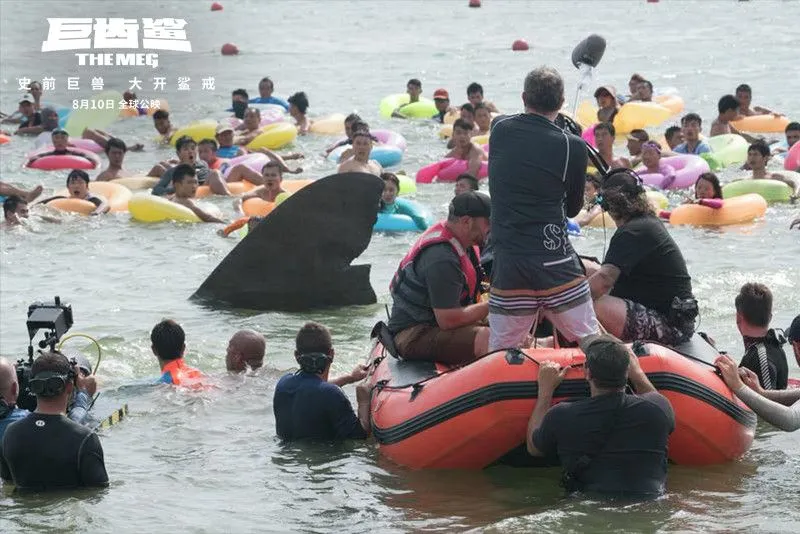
left=488, top=66, right=598, bottom=351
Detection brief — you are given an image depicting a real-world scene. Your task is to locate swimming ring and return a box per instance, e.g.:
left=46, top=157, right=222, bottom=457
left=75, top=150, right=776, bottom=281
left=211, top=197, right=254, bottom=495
left=220, top=153, right=270, bottom=177
left=195, top=180, right=258, bottom=198
left=128, top=193, right=220, bottom=223
left=0, top=134, right=10, bottom=145
left=637, top=155, right=710, bottom=190
left=246, top=122, right=297, bottom=150
left=379, top=94, right=438, bottom=119
left=49, top=181, right=132, bottom=214
left=613, top=102, right=673, bottom=134
left=722, top=178, right=794, bottom=203
left=730, top=114, right=790, bottom=134
left=702, top=134, right=749, bottom=170
left=416, top=158, right=489, bottom=183
left=109, top=176, right=159, bottom=190
left=668, top=194, right=767, bottom=226
left=784, top=141, right=800, bottom=171
left=309, top=114, right=346, bottom=135
left=171, top=120, right=217, bottom=145
left=25, top=147, right=100, bottom=171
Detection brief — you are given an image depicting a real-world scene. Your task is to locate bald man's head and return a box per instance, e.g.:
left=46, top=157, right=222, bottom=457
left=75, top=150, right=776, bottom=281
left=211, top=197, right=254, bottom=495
left=226, top=330, right=266, bottom=372
left=0, top=357, right=20, bottom=405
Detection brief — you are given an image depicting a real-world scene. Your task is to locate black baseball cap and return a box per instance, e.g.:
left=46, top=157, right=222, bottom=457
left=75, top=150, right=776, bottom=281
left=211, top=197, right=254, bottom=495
left=580, top=333, right=631, bottom=388
left=449, top=191, right=491, bottom=218
left=579, top=333, right=630, bottom=360
left=51, top=128, right=68, bottom=136
left=787, top=315, right=800, bottom=341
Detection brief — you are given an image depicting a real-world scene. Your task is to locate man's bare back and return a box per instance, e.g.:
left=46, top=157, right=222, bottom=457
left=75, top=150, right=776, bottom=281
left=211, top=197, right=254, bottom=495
left=338, top=158, right=382, bottom=176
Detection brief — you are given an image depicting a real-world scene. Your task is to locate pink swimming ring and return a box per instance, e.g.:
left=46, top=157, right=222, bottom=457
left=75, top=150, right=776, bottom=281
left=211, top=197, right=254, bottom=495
left=221, top=152, right=269, bottom=178
left=25, top=147, right=99, bottom=170
left=582, top=123, right=597, bottom=148
left=371, top=129, right=407, bottom=151
left=69, top=138, right=104, bottom=153
left=785, top=141, right=800, bottom=171
left=637, top=155, right=710, bottom=190
left=227, top=107, right=285, bottom=128
left=416, top=158, right=489, bottom=183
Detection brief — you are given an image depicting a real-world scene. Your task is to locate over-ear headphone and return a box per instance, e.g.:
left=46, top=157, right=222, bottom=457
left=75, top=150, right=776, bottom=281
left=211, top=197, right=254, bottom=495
left=28, top=351, right=77, bottom=398
left=296, top=352, right=333, bottom=375
left=597, top=168, right=645, bottom=211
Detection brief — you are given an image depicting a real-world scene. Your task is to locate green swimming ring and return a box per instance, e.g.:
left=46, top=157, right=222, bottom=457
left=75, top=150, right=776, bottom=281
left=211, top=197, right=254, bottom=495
left=722, top=178, right=793, bottom=203
left=379, top=94, right=438, bottom=119
left=702, top=134, right=748, bottom=171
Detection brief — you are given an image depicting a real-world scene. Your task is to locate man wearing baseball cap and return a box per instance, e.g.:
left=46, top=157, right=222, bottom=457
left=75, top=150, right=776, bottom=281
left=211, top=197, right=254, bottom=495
left=387, top=192, right=491, bottom=364
left=593, top=85, right=619, bottom=124
left=215, top=123, right=245, bottom=159
left=15, top=93, right=43, bottom=135
left=432, top=88, right=454, bottom=123
left=526, top=333, right=675, bottom=496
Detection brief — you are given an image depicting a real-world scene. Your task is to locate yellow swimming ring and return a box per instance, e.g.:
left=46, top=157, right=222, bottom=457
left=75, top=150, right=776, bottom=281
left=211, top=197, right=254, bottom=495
left=171, top=120, right=217, bottom=145
left=195, top=180, right=258, bottom=198
left=730, top=114, right=790, bottom=134
left=309, top=114, right=346, bottom=135
left=613, top=102, right=672, bottom=134
left=53, top=182, right=132, bottom=213
left=246, top=123, right=297, bottom=150
left=647, top=190, right=669, bottom=210
left=472, top=134, right=489, bottom=145
left=669, top=194, right=767, bottom=226
left=653, top=94, right=684, bottom=116
left=110, top=176, right=159, bottom=190
left=129, top=193, right=206, bottom=223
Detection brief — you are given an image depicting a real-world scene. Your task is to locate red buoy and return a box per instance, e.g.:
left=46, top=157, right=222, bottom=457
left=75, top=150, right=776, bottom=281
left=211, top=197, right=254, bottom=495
left=211, top=2, right=223, bottom=10
left=469, top=0, right=482, bottom=7
left=511, top=39, right=529, bottom=52
left=221, top=43, right=239, bottom=56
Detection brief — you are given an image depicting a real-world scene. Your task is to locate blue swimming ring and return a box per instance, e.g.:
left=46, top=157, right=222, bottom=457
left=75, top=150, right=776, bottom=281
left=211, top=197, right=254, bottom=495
left=328, top=145, right=403, bottom=168
left=374, top=213, right=425, bottom=232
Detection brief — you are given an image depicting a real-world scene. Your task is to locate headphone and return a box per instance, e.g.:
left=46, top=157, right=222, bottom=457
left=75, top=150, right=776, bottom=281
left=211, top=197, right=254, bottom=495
left=296, top=352, right=333, bottom=375
left=596, top=168, right=645, bottom=211
left=28, top=351, right=77, bottom=398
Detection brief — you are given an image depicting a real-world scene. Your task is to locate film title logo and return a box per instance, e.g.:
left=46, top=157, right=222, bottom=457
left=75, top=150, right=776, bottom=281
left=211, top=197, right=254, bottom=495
left=41, top=18, right=191, bottom=69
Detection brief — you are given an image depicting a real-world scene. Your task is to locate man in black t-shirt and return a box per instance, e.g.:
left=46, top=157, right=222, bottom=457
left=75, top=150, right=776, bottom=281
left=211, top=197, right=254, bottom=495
left=16, top=93, right=43, bottom=135
left=527, top=334, right=675, bottom=497
left=0, top=351, right=108, bottom=491
left=734, top=283, right=788, bottom=390
left=584, top=172, right=696, bottom=345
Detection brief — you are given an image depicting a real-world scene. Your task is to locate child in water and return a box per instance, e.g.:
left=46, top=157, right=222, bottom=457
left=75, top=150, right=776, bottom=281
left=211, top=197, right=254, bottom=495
left=659, top=172, right=724, bottom=220
left=574, top=174, right=604, bottom=227
left=379, top=173, right=428, bottom=231
left=639, top=141, right=676, bottom=188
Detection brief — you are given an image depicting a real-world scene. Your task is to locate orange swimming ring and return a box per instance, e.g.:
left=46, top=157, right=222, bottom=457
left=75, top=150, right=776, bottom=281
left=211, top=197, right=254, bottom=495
left=221, top=216, right=250, bottom=236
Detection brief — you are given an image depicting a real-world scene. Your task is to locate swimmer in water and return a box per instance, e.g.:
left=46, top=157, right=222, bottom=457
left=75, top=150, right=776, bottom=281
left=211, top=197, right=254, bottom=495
left=772, top=122, right=800, bottom=156
left=1, top=196, right=29, bottom=228
left=151, top=319, right=207, bottom=386
left=379, top=172, right=428, bottom=230
left=432, top=88, right=455, bottom=123
left=337, top=131, right=382, bottom=176
left=473, top=103, right=492, bottom=136
left=14, top=93, right=43, bottom=135
left=593, top=85, right=619, bottom=124
left=593, top=122, right=627, bottom=168
left=27, top=129, right=97, bottom=165
left=152, top=109, right=177, bottom=144
left=391, top=78, right=422, bottom=119
left=235, top=108, right=263, bottom=146
left=573, top=174, right=604, bottom=227
left=660, top=173, right=724, bottom=220
left=231, top=88, right=250, bottom=120
left=250, top=76, right=289, bottom=110
left=710, top=94, right=760, bottom=143
left=640, top=141, right=676, bottom=187
left=288, top=92, right=311, bottom=135
left=214, top=124, right=245, bottom=159
left=445, top=119, right=486, bottom=178
left=225, top=330, right=266, bottom=372
left=95, top=138, right=134, bottom=181
left=673, top=113, right=712, bottom=155
left=234, top=162, right=289, bottom=212
left=40, top=170, right=109, bottom=215
left=664, top=125, right=683, bottom=151
left=739, top=141, right=798, bottom=195
left=624, top=73, right=646, bottom=102
left=466, top=82, right=499, bottom=113
left=324, top=113, right=362, bottom=155
left=735, top=84, right=777, bottom=117
left=167, top=164, right=226, bottom=223
left=454, top=173, right=479, bottom=196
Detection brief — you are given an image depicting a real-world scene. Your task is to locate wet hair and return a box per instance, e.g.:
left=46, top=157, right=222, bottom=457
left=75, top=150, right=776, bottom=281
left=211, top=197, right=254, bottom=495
left=198, top=138, right=218, bottom=150
left=352, top=130, right=373, bottom=142
left=407, top=78, right=422, bottom=89
left=460, top=102, right=475, bottom=114
left=175, top=135, right=196, bottom=153
left=261, top=160, right=283, bottom=175
left=523, top=67, right=564, bottom=113
left=105, top=137, right=127, bottom=154
left=681, top=113, right=702, bottom=127
left=585, top=342, right=630, bottom=389
left=350, top=120, right=370, bottom=134
left=150, top=319, right=185, bottom=361
left=381, top=172, right=400, bottom=190
left=735, top=84, right=752, bottom=95
left=467, top=82, right=484, bottom=96
left=629, top=73, right=645, bottom=83
left=259, top=77, right=273, bottom=88
left=295, top=322, right=332, bottom=355
left=232, top=88, right=249, bottom=99
left=456, top=173, right=479, bottom=191
left=735, top=283, right=772, bottom=328
left=747, top=141, right=770, bottom=157
left=718, top=95, right=739, bottom=114
left=3, top=196, right=25, bottom=215
left=344, top=113, right=362, bottom=125
left=786, top=121, right=800, bottom=133
left=171, top=163, right=196, bottom=184
left=639, top=80, right=653, bottom=92
left=288, top=92, right=309, bottom=114
left=152, top=110, right=169, bottom=121
left=594, top=121, right=616, bottom=137
left=66, top=169, right=90, bottom=186
left=695, top=172, right=723, bottom=199
left=453, top=118, right=474, bottom=132
left=665, top=125, right=681, bottom=141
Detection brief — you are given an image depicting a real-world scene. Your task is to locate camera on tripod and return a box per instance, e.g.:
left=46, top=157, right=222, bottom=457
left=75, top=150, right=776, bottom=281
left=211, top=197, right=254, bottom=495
left=15, top=296, right=74, bottom=412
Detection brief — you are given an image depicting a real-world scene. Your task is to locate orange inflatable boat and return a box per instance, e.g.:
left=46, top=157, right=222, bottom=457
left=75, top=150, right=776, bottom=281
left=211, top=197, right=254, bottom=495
left=366, top=334, right=754, bottom=469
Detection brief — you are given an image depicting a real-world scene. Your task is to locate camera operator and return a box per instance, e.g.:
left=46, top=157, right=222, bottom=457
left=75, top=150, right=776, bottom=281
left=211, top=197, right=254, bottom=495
left=0, top=351, right=108, bottom=491
left=0, top=358, right=28, bottom=439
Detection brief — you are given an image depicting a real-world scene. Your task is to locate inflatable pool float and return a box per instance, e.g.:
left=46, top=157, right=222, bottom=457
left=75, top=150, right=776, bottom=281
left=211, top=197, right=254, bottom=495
left=246, top=122, right=297, bottom=150
left=365, top=336, right=754, bottom=469
left=171, top=120, right=217, bottom=145
left=653, top=94, right=685, bottom=115
left=327, top=144, right=404, bottom=168
left=373, top=129, right=408, bottom=152
left=722, top=178, right=794, bottom=203
left=581, top=123, right=597, bottom=147
left=637, top=155, right=710, bottom=190
left=730, top=114, right=790, bottom=134
left=613, top=102, right=672, bottom=134
left=785, top=140, right=800, bottom=171
left=416, top=158, right=489, bottom=183
left=374, top=199, right=430, bottom=232
left=195, top=180, right=258, bottom=198
left=25, top=147, right=100, bottom=171
left=309, top=114, right=346, bottom=135
left=128, top=193, right=221, bottom=223
left=34, top=133, right=102, bottom=153
left=241, top=189, right=296, bottom=217
left=0, top=134, right=10, bottom=145
left=227, top=107, right=285, bottom=128
left=110, top=176, right=158, bottom=190
left=379, top=94, right=438, bottom=119
left=49, top=181, right=132, bottom=214
left=702, top=134, right=749, bottom=170
left=668, top=194, right=767, bottom=226
left=219, top=153, right=270, bottom=177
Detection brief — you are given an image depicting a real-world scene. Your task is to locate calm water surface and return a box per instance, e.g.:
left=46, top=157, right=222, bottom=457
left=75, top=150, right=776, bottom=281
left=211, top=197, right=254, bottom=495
left=1, top=0, right=799, bottom=532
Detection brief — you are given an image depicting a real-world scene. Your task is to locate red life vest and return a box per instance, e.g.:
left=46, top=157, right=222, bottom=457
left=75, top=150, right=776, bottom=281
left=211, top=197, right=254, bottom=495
left=160, top=359, right=206, bottom=387
left=390, top=220, right=481, bottom=305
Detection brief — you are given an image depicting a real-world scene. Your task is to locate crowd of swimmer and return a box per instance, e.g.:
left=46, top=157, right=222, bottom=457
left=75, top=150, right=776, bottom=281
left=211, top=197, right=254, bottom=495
left=2, top=70, right=800, bottom=497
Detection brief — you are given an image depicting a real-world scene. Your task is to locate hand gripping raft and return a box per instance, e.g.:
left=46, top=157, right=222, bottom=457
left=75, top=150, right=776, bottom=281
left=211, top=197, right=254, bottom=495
left=192, top=172, right=384, bottom=311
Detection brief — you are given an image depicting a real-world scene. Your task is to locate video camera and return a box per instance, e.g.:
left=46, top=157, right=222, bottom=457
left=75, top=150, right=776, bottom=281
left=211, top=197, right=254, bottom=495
left=15, top=296, right=74, bottom=412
